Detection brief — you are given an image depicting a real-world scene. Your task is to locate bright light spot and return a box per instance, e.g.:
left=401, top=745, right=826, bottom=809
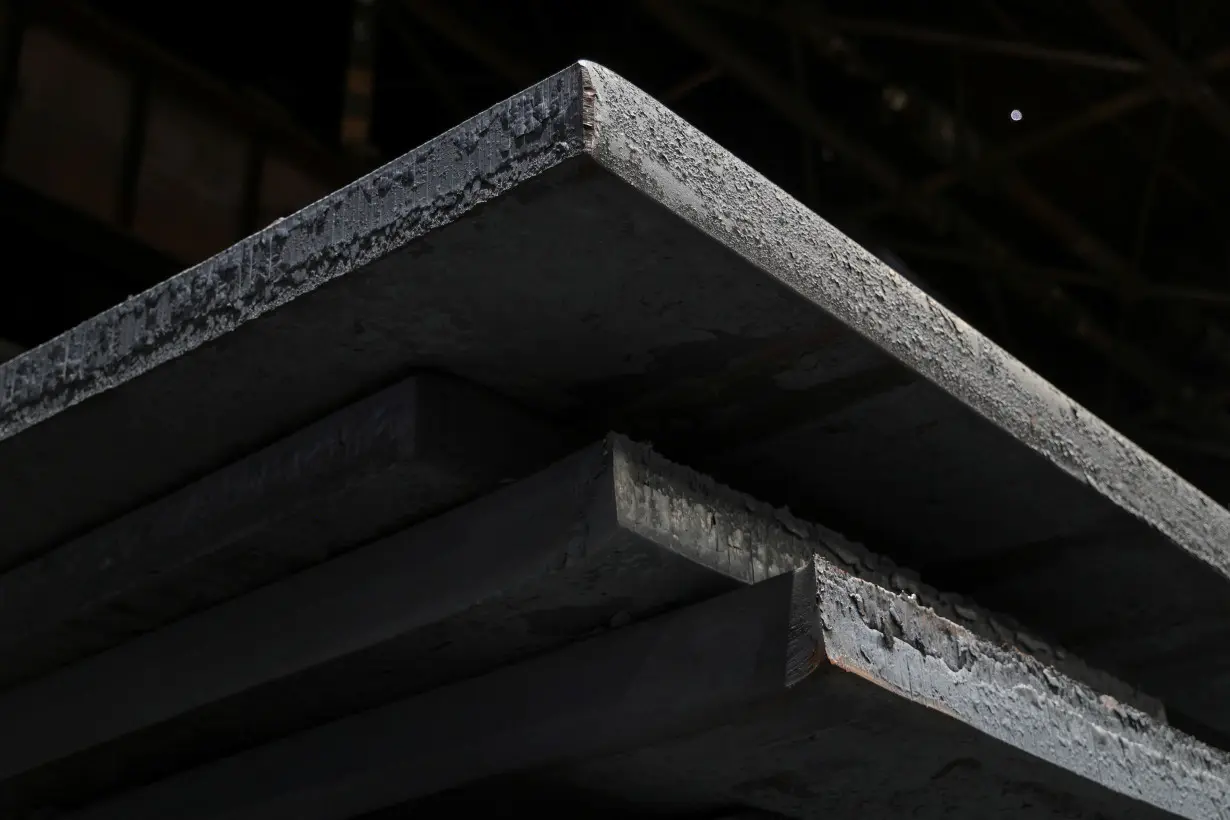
left=1010, top=109, right=1023, bottom=122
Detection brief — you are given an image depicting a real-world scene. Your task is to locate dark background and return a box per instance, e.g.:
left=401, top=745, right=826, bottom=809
left=4, top=0, right=1230, bottom=500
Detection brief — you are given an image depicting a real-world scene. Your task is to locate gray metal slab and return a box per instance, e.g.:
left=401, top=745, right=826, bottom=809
left=0, top=437, right=728, bottom=796
left=57, top=563, right=1230, bottom=820
left=0, top=373, right=565, bottom=687
left=53, top=571, right=807, bottom=820
left=1, top=63, right=1229, bottom=737
left=0, top=438, right=1170, bottom=817
left=535, top=562, right=1230, bottom=820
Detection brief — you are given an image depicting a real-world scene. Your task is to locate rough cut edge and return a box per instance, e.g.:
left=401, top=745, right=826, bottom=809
left=608, top=432, right=1167, bottom=722
left=816, top=563, right=1230, bottom=820
left=5, top=58, right=1225, bottom=593
left=578, top=59, right=1230, bottom=588
left=0, top=65, right=590, bottom=441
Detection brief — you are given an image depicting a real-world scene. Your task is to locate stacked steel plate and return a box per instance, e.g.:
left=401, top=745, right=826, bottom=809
left=1, top=63, right=1229, bottom=819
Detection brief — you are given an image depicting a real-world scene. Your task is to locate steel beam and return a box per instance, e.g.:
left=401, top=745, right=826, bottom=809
left=341, top=0, right=376, bottom=153
left=402, top=0, right=536, bottom=87
left=1090, top=0, right=1230, bottom=143
left=821, top=16, right=1149, bottom=74
left=762, top=0, right=1230, bottom=394
left=0, top=0, right=26, bottom=156
left=639, top=1, right=1210, bottom=423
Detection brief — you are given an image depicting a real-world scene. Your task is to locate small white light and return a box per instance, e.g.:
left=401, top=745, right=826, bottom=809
left=1010, top=109, right=1023, bottom=121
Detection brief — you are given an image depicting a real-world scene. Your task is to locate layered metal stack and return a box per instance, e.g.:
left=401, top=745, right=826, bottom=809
left=1, top=63, right=1229, bottom=819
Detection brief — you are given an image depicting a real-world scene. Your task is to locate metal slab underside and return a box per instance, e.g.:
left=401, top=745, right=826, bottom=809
left=0, top=438, right=731, bottom=809
left=541, top=563, right=1230, bottom=820
left=58, top=565, right=1230, bottom=820
left=416, top=569, right=1230, bottom=820
left=0, top=436, right=1165, bottom=816
left=1, top=63, right=1229, bottom=737
left=0, top=373, right=567, bottom=688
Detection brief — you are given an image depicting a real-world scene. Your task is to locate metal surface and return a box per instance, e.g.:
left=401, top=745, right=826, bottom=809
left=52, top=571, right=812, bottom=820
left=0, top=372, right=566, bottom=687
left=541, top=562, right=1230, bottom=820
left=0, top=437, right=729, bottom=797
left=54, top=559, right=1230, bottom=820
left=2, top=61, right=1230, bottom=746
left=0, top=435, right=1166, bottom=815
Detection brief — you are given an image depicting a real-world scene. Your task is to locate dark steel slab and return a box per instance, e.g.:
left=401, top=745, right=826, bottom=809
left=0, top=437, right=727, bottom=797
left=51, top=571, right=808, bottom=820
left=60, top=563, right=1230, bottom=820
left=1, top=63, right=1229, bottom=737
left=6, top=438, right=1187, bottom=818
left=0, top=373, right=565, bottom=687
left=534, top=561, right=1230, bottom=820
left=0, top=436, right=1158, bottom=813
